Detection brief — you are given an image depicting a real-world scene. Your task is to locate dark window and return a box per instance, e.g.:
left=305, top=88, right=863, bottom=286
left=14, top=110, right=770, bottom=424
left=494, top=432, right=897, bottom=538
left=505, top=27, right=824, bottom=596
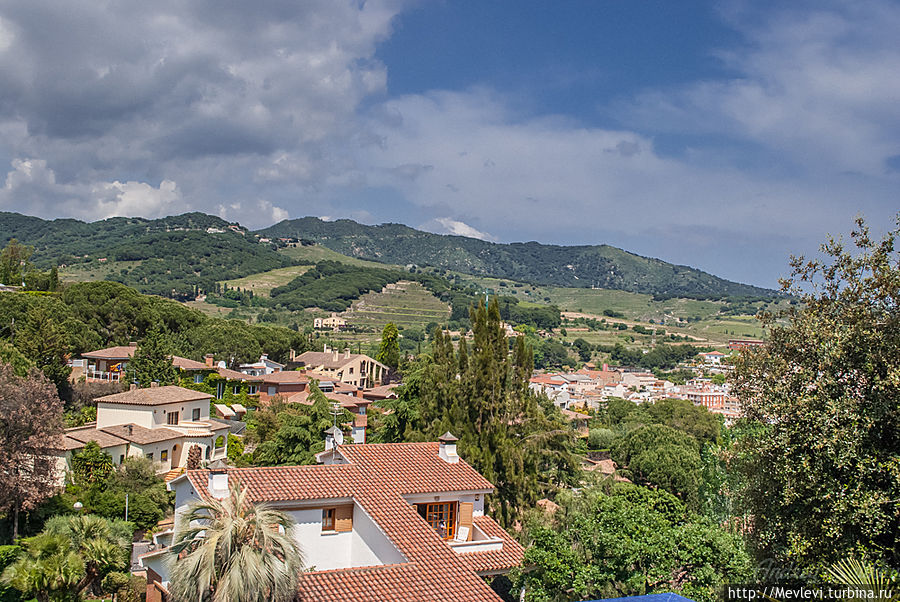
left=192, top=408, right=200, bottom=421
left=161, top=450, right=168, bottom=461
left=322, top=508, right=335, bottom=531
left=167, top=412, right=178, bottom=425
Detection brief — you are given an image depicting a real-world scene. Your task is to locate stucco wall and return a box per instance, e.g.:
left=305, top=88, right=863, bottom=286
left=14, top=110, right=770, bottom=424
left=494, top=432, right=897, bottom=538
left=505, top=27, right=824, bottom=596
left=350, top=503, right=405, bottom=567
left=288, top=508, right=353, bottom=571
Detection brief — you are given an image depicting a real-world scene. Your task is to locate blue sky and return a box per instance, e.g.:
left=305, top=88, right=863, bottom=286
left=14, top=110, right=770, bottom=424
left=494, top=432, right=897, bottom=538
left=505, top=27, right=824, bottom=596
left=0, top=0, right=897, bottom=288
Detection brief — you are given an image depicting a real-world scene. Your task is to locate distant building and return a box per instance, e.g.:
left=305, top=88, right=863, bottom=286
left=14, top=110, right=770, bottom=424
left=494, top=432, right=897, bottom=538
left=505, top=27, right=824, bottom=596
left=291, top=345, right=387, bottom=388
left=81, top=343, right=212, bottom=384
left=313, top=313, right=348, bottom=331
left=728, top=338, right=765, bottom=350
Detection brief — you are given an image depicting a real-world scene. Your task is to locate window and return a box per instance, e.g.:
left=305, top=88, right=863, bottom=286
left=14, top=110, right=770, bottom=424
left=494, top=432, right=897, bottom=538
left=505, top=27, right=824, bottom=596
left=216, top=383, right=224, bottom=400
left=119, top=455, right=125, bottom=464
left=233, top=386, right=240, bottom=395
left=205, top=446, right=210, bottom=459
left=161, top=450, right=168, bottom=461
left=349, top=367, right=353, bottom=374
left=416, top=502, right=457, bottom=540
left=146, top=452, right=153, bottom=460
left=192, top=408, right=200, bottom=421
left=167, top=411, right=178, bottom=425
left=248, top=385, right=258, bottom=395
left=194, top=374, right=204, bottom=384
left=322, top=508, right=335, bottom=531
left=267, top=386, right=277, bottom=396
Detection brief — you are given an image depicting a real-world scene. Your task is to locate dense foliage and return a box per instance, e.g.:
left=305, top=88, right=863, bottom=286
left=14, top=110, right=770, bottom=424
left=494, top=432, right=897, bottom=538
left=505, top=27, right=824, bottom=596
left=373, top=298, right=578, bottom=527
left=732, top=216, right=900, bottom=570
left=513, top=482, right=753, bottom=602
left=270, top=260, right=404, bottom=311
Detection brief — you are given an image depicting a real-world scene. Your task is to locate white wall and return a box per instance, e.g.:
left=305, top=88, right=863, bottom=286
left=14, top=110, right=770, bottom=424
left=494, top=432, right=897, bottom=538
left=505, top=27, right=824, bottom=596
left=288, top=508, right=352, bottom=571
left=96, top=399, right=211, bottom=430
left=350, top=504, right=405, bottom=567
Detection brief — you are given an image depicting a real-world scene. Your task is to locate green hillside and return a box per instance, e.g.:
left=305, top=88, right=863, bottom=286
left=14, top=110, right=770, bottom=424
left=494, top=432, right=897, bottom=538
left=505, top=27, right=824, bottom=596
left=343, top=281, right=451, bottom=331
left=256, top=217, right=778, bottom=300
left=0, top=212, right=291, bottom=300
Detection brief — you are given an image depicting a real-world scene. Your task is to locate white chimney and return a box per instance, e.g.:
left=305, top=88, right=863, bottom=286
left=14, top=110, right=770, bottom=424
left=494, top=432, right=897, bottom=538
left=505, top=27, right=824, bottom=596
left=207, top=459, right=229, bottom=499
left=438, top=432, right=459, bottom=464
left=344, top=348, right=351, bottom=359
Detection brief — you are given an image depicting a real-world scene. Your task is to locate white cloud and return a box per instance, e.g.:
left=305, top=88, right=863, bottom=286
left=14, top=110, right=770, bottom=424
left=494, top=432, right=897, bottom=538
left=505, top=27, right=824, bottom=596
left=421, top=217, right=495, bottom=241
left=91, top=179, right=181, bottom=219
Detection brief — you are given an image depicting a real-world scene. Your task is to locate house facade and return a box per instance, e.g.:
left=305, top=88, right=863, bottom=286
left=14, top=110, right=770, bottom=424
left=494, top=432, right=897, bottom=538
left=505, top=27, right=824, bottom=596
left=291, top=346, right=387, bottom=388
left=141, top=435, right=523, bottom=601
left=53, top=384, right=230, bottom=483
left=80, top=343, right=213, bottom=383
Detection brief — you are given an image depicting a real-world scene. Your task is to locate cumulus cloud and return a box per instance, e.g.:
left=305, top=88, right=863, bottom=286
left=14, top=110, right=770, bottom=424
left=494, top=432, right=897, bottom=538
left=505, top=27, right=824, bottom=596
left=0, top=0, right=406, bottom=224
left=421, top=217, right=496, bottom=241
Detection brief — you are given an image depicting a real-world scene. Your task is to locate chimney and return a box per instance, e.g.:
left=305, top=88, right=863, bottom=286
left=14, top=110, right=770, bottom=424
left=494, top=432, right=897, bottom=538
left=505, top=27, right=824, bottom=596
left=205, top=354, right=214, bottom=367
left=126, top=424, right=133, bottom=436
left=344, top=348, right=351, bottom=359
left=603, top=363, right=609, bottom=372
left=324, top=426, right=343, bottom=451
left=130, top=383, right=137, bottom=391
left=333, top=350, right=339, bottom=362
left=355, top=388, right=363, bottom=399
left=150, top=381, right=159, bottom=388
left=128, top=341, right=138, bottom=347
left=438, top=432, right=459, bottom=464
left=207, top=459, right=229, bottom=499
left=289, top=348, right=297, bottom=362
left=323, top=344, right=330, bottom=353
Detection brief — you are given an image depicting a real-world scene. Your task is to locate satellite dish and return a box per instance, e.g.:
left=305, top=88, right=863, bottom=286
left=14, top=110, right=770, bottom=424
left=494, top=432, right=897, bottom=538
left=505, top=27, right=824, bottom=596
left=334, top=429, right=344, bottom=446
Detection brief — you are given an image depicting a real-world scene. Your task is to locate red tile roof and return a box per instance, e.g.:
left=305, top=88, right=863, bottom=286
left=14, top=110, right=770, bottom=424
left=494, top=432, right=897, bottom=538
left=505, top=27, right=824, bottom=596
left=97, top=385, right=212, bottom=406
left=181, top=442, right=522, bottom=601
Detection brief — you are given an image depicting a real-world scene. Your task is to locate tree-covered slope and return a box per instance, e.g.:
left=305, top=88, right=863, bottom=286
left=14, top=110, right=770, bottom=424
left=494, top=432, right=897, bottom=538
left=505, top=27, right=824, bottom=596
left=258, top=217, right=777, bottom=299
left=0, top=212, right=288, bottom=299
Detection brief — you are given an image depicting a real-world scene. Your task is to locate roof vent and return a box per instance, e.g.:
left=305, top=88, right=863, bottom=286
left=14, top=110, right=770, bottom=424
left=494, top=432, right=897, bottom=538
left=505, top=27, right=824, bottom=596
left=207, top=459, right=229, bottom=499
left=150, top=381, right=159, bottom=388
left=438, top=432, right=459, bottom=464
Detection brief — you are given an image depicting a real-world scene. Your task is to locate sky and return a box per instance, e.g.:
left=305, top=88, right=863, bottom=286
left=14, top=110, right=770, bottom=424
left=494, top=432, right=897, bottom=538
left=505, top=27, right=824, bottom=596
left=0, top=0, right=897, bottom=288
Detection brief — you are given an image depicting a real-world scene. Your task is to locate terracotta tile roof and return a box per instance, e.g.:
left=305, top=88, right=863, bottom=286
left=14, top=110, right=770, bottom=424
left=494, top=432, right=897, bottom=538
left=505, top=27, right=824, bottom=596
left=362, top=383, right=399, bottom=400
left=216, top=366, right=263, bottom=382
left=82, top=345, right=137, bottom=360
left=171, top=356, right=210, bottom=371
left=101, top=424, right=184, bottom=445
left=64, top=424, right=129, bottom=448
left=461, top=516, right=528, bottom=575
left=96, top=385, right=212, bottom=406
left=182, top=442, right=522, bottom=601
left=261, top=371, right=313, bottom=384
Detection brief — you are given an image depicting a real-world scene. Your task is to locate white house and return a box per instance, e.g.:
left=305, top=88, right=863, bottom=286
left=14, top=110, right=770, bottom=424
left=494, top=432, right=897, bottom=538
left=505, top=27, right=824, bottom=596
left=52, top=384, right=230, bottom=483
left=140, top=434, right=523, bottom=601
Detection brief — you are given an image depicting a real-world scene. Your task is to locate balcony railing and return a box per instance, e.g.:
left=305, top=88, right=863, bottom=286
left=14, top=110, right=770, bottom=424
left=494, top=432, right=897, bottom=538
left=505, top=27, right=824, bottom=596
left=85, top=369, right=123, bottom=382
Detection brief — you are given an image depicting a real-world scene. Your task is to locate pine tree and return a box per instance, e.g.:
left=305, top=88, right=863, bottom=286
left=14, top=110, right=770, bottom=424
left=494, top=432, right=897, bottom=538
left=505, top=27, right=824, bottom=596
left=129, top=329, right=178, bottom=387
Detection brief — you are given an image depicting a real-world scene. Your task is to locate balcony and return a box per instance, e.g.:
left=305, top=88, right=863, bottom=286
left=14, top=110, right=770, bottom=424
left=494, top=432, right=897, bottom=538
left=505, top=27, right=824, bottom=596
left=85, top=369, right=122, bottom=382
left=447, top=523, right=504, bottom=554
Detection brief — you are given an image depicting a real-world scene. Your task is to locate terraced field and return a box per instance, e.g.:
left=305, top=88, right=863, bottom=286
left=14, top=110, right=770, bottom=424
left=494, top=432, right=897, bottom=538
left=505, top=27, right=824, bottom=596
left=343, top=281, right=450, bottom=332
left=222, top=265, right=311, bottom=297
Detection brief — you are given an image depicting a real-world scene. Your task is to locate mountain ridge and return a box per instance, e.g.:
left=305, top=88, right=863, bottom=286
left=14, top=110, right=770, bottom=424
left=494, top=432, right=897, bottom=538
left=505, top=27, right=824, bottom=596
left=256, top=217, right=776, bottom=299
left=0, top=211, right=778, bottom=300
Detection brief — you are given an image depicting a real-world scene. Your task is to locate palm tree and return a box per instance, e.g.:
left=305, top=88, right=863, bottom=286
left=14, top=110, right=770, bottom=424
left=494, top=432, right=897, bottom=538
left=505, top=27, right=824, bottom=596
left=167, top=481, right=303, bottom=602
left=1, top=514, right=131, bottom=602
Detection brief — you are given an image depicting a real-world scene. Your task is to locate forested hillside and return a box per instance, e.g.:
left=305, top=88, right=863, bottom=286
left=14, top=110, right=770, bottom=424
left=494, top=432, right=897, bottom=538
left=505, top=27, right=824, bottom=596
left=258, top=217, right=777, bottom=300
left=0, top=212, right=288, bottom=299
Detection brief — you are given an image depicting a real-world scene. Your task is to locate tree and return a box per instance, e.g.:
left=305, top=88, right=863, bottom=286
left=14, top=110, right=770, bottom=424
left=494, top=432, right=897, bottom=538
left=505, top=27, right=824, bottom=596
left=512, top=483, right=752, bottom=602
left=0, top=514, right=131, bottom=602
left=12, top=303, right=72, bottom=398
left=71, top=441, right=114, bottom=486
left=168, top=482, right=303, bottom=602
left=0, top=364, right=64, bottom=541
left=376, top=322, right=400, bottom=370
left=0, top=240, right=32, bottom=286
left=612, top=424, right=703, bottom=509
left=572, top=338, right=592, bottom=362
left=129, top=328, right=178, bottom=387
left=732, top=216, right=900, bottom=570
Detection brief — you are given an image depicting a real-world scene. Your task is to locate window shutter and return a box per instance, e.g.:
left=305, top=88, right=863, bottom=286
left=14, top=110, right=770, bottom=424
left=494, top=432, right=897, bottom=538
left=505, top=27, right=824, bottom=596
left=335, top=504, right=353, bottom=532
left=459, top=502, right=474, bottom=541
